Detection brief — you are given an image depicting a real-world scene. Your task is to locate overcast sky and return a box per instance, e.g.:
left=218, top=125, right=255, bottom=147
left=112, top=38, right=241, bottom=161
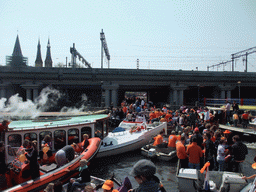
left=1, top=0, right=256, bottom=71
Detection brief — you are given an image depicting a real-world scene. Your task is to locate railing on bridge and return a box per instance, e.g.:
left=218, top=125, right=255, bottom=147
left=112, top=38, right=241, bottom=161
left=204, top=98, right=256, bottom=107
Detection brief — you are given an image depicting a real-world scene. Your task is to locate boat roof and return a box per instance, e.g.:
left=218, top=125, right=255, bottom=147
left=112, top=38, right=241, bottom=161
left=8, top=114, right=108, bottom=130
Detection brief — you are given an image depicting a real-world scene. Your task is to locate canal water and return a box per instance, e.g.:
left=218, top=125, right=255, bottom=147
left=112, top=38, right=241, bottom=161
left=89, top=144, right=256, bottom=192
left=90, top=149, right=179, bottom=192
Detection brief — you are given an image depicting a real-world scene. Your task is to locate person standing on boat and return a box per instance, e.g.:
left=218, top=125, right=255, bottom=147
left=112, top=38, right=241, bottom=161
left=203, top=133, right=215, bottom=171
left=0, top=141, right=6, bottom=175
left=40, top=135, right=52, bottom=163
left=82, top=134, right=90, bottom=150
left=225, top=100, right=231, bottom=124
left=128, top=159, right=165, bottom=192
left=176, top=136, right=188, bottom=168
left=67, top=159, right=91, bottom=192
left=229, top=135, right=248, bottom=172
left=186, top=137, right=203, bottom=170
left=190, top=128, right=203, bottom=149
left=25, top=140, right=40, bottom=180
left=216, top=138, right=227, bottom=171
left=0, top=120, right=9, bottom=141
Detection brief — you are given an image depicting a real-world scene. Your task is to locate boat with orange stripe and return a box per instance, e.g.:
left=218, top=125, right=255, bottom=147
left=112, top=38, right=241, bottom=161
left=3, top=137, right=101, bottom=192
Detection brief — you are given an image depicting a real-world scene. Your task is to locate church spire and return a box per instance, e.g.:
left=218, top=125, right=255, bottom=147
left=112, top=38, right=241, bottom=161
left=12, top=34, right=23, bottom=57
left=45, top=38, right=52, bottom=67
left=35, top=38, right=43, bottom=67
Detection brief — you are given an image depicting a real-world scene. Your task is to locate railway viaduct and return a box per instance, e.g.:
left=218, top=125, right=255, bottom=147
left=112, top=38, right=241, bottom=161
left=1, top=66, right=256, bottom=108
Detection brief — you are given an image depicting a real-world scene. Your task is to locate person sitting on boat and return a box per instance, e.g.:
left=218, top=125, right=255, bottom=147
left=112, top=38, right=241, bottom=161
left=81, top=134, right=90, bottom=150
left=168, top=130, right=177, bottom=149
left=55, top=145, right=75, bottom=167
left=39, top=135, right=53, bottom=163
left=186, top=137, right=203, bottom=170
left=102, top=180, right=119, bottom=192
left=67, top=159, right=91, bottom=192
left=152, top=131, right=166, bottom=148
left=176, top=136, right=188, bottom=168
left=25, top=140, right=40, bottom=180
left=128, top=159, right=165, bottom=192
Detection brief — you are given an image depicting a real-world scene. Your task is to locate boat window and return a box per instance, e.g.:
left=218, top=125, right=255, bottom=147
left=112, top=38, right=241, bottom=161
left=7, top=134, right=22, bottom=156
left=81, top=127, right=92, bottom=139
left=68, top=129, right=79, bottom=145
left=95, top=120, right=104, bottom=138
left=54, top=130, right=66, bottom=150
left=39, top=131, right=52, bottom=150
left=24, top=133, right=37, bottom=142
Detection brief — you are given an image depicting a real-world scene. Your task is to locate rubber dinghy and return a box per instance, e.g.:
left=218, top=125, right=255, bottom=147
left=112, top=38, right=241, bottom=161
left=3, top=137, right=101, bottom=192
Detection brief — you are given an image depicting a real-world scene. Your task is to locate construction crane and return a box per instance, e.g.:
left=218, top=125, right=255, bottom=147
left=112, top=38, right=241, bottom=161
left=70, top=43, right=91, bottom=68
left=100, top=29, right=110, bottom=68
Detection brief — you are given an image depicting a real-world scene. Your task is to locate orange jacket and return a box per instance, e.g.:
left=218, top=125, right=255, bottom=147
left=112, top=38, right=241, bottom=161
left=165, top=113, right=172, bottom=122
left=177, top=135, right=181, bottom=141
left=153, top=134, right=163, bottom=146
left=149, top=112, right=156, bottom=120
left=176, top=141, right=187, bottom=159
left=186, top=142, right=203, bottom=164
left=168, top=134, right=177, bottom=148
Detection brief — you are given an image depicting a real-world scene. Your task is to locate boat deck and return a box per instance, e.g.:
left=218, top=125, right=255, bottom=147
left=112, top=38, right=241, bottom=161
left=218, top=124, right=256, bottom=136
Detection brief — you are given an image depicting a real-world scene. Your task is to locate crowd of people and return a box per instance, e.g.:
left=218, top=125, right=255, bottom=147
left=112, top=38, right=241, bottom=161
left=108, top=98, right=250, bottom=173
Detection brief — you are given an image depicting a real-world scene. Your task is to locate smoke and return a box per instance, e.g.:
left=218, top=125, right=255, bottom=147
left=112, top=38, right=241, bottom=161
left=0, top=87, right=90, bottom=120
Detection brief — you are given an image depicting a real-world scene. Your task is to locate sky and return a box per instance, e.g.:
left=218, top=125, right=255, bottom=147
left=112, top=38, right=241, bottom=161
left=1, top=0, right=256, bottom=72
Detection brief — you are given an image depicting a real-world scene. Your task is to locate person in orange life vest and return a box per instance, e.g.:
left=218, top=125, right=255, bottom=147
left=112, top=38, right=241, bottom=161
left=233, top=112, right=239, bottom=127
left=176, top=136, right=188, bottom=168
left=122, top=105, right=128, bottom=116
left=102, top=180, right=119, bottom=192
left=160, top=115, right=167, bottom=122
left=153, top=131, right=165, bottom=148
left=165, top=111, right=172, bottom=122
left=242, top=111, right=250, bottom=128
left=186, top=137, right=203, bottom=170
left=149, top=111, right=156, bottom=123
left=168, top=130, right=177, bottom=149
left=154, top=109, right=162, bottom=119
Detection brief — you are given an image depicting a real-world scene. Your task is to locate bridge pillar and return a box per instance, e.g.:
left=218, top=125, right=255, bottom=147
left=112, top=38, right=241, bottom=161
left=21, top=83, right=42, bottom=101
left=219, top=84, right=235, bottom=100
left=102, top=83, right=119, bottom=108
left=171, top=84, right=187, bottom=107
left=0, top=84, right=8, bottom=99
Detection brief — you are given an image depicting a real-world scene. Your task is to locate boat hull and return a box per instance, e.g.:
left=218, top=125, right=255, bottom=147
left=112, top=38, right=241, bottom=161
left=3, top=137, right=101, bottom=192
left=96, top=122, right=167, bottom=158
left=141, top=145, right=177, bottom=161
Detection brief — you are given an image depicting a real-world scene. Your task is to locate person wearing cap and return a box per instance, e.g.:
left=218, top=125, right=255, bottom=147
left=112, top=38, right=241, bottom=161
left=102, top=180, right=119, bottom=192
left=190, top=128, right=203, bottom=149
left=152, top=131, right=166, bottom=148
left=187, top=137, right=203, bottom=170
left=223, top=130, right=233, bottom=146
left=67, top=159, right=91, bottom=192
left=128, top=159, right=164, bottom=192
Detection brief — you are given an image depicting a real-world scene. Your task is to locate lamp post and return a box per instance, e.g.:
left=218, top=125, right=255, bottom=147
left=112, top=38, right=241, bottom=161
left=238, top=81, right=241, bottom=103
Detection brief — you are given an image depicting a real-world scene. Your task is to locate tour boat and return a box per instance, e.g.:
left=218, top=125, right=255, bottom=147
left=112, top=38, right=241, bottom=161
left=1, top=114, right=109, bottom=191
left=95, top=121, right=167, bottom=158
left=141, top=144, right=177, bottom=161
left=4, top=137, right=101, bottom=192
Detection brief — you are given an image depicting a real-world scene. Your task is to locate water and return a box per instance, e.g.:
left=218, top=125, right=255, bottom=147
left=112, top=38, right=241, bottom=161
left=89, top=149, right=179, bottom=191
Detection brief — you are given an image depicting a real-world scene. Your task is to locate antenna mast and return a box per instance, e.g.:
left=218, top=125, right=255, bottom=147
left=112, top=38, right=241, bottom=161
left=100, top=29, right=110, bottom=68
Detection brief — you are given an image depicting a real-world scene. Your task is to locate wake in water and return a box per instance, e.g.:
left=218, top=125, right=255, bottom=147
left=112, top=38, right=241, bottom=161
left=0, top=87, right=90, bottom=120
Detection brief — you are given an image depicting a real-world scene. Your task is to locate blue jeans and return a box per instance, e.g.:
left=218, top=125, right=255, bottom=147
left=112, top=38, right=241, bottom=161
left=188, top=162, right=200, bottom=170
left=217, top=160, right=225, bottom=171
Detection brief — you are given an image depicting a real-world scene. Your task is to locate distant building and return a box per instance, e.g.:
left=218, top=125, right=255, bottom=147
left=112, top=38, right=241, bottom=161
left=45, top=39, right=53, bottom=67
left=35, top=39, right=43, bottom=67
left=6, top=34, right=28, bottom=67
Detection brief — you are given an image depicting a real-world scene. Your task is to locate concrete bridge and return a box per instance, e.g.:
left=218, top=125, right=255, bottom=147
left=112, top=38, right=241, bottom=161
left=1, top=66, right=256, bottom=108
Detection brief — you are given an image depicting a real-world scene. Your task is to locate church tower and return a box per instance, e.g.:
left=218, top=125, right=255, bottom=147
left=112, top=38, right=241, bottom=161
left=45, top=38, right=52, bottom=67
left=6, top=34, right=27, bottom=67
left=35, top=38, right=43, bottom=67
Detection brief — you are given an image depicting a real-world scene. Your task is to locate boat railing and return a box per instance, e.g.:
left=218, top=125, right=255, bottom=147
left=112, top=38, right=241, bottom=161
left=8, top=120, right=92, bottom=131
